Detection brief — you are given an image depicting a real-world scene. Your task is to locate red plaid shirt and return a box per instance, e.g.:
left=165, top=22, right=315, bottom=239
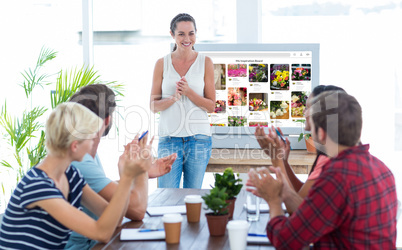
left=267, top=144, right=397, bottom=249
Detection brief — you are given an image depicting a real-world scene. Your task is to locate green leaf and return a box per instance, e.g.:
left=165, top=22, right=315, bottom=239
left=298, top=133, right=304, bottom=142
left=50, top=66, right=124, bottom=109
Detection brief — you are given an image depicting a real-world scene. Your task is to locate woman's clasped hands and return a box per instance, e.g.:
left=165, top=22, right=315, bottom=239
left=176, top=76, right=190, bottom=96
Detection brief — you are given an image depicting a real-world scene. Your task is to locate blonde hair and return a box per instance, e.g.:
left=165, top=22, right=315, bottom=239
left=45, top=102, right=103, bottom=157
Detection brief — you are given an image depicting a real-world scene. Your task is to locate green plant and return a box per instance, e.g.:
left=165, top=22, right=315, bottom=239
left=202, top=186, right=229, bottom=215
left=295, top=119, right=311, bottom=142
left=214, top=167, right=243, bottom=200
left=0, top=47, right=124, bottom=208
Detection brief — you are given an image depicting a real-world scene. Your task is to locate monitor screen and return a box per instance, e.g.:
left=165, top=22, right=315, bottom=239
left=193, top=43, right=319, bottom=149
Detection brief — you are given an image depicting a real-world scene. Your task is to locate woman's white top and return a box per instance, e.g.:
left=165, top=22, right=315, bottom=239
left=158, top=53, right=211, bottom=137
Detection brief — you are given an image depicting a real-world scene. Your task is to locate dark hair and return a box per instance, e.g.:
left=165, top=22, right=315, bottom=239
left=308, top=85, right=346, bottom=175
left=311, top=91, right=362, bottom=147
left=170, top=13, right=197, bottom=52
left=69, top=84, right=116, bottom=119
left=312, top=85, right=345, bottom=97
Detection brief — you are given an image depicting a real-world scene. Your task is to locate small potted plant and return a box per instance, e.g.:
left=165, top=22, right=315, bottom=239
left=202, top=186, right=229, bottom=236
left=296, top=119, right=316, bottom=153
left=214, top=167, right=243, bottom=220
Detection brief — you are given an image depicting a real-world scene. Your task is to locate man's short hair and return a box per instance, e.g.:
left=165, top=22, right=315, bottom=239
left=69, top=84, right=116, bottom=119
left=311, top=91, right=362, bottom=146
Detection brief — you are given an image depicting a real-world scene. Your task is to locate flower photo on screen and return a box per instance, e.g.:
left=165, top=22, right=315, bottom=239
left=249, top=93, right=268, bottom=111
left=249, top=64, right=268, bottom=82
left=228, top=116, right=247, bottom=126
left=227, top=64, right=247, bottom=77
left=214, top=100, right=226, bottom=113
left=270, top=101, right=289, bottom=119
left=214, top=64, right=226, bottom=90
left=249, top=122, right=268, bottom=127
left=291, top=91, right=308, bottom=118
left=228, top=87, right=247, bottom=106
left=292, top=64, right=311, bottom=81
left=270, top=64, right=289, bottom=90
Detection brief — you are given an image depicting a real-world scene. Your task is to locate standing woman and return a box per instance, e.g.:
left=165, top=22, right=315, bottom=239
left=150, top=13, right=215, bottom=188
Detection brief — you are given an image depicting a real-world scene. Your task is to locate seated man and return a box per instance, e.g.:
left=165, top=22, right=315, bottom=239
left=247, top=91, right=397, bottom=249
left=65, top=84, right=177, bottom=249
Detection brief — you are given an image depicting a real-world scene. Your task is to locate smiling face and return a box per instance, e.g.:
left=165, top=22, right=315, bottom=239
left=171, top=21, right=196, bottom=50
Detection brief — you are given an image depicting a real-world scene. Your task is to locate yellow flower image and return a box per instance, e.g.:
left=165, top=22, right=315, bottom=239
left=249, top=66, right=253, bottom=71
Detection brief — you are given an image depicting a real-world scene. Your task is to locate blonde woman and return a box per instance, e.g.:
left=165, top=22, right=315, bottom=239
left=0, top=102, right=151, bottom=248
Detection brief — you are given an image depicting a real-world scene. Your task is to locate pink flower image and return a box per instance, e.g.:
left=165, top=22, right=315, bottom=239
left=227, top=64, right=247, bottom=77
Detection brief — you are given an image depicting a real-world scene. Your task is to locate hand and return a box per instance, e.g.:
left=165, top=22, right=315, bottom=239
left=118, top=133, right=152, bottom=179
left=254, top=125, right=287, bottom=161
left=148, top=153, right=177, bottom=178
left=277, top=127, right=291, bottom=161
left=176, top=76, right=191, bottom=96
left=247, top=167, right=284, bottom=204
left=171, top=89, right=181, bottom=102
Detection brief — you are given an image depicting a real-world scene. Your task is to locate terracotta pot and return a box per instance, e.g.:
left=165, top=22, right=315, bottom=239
left=205, top=213, right=229, bottom=236
left=305, top=137, right=316, bottom=154
left=226, top=198, right=236, bottom=220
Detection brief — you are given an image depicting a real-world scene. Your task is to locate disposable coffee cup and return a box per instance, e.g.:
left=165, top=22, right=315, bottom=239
left=227, top=220, right=249, bottom=250
left=162, top=213, right=183, bottom=244
left=184, top=195, right=203, bottom=223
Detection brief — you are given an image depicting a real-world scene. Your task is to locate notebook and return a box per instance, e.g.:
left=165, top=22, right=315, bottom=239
left=146, top=205, right=186, bottom=217
left=120, top=228, right=165, bottom=241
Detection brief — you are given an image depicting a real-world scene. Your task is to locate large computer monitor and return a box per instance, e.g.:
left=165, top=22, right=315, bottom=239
left=193, top=43, right=320, bottom=149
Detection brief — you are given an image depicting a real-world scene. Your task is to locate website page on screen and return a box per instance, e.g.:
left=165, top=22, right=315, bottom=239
left=204, top=51, right=312, bottom=128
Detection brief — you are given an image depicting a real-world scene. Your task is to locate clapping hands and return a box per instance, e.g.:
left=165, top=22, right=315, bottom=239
left=255, top=125, right=290, bottom=161
left=148, top=153, right=177, bottom=178
left=118, top=133, right=152, bottom=179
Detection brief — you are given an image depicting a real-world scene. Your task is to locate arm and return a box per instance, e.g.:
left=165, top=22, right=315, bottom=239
left=29, top=175, right=135, bottom=243
left=98, top=173, right=148, bottom=221
left=247, top=167, right=285, bottom=218
left=266, top=169, right=346, bottom=249
left=150, top=58, right=181, bottom=113
left=31, top=139, right=151, bottom=243
left=176, top=56, right=216, bottom=112
left=254, top=126, right=295, bottom=190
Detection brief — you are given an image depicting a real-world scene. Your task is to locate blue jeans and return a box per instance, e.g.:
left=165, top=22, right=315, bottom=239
left=157, top=134, right=212, bottom=188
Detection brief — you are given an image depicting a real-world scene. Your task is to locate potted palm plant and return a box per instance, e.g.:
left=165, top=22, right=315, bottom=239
left=0, top=47, right=124, bottom=210
left=202, top=186, right=229, bottom=236
left=214, top=167, right=243, bottom=220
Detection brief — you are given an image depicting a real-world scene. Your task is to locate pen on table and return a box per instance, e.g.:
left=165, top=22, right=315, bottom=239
left=275, top=128, right=292, bottom=150
left=138, top=130, right=148, bottom=141
left=248, top=233, right=267, bottom=237
left=138, top=229, right=164, bottom=232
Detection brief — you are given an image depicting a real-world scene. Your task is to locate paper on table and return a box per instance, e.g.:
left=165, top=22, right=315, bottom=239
left=120, top=229, right=165, bottom=241
left=243, top=203, right=287, bottom=213
left=146, top=205, right=186, bottom=217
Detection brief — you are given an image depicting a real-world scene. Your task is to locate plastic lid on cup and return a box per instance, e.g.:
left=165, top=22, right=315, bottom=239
left=184, top=195, right=203, bottom=204
left=227, top=220, right=249, bottom=230
left=162, top=213, right=183, bottom=223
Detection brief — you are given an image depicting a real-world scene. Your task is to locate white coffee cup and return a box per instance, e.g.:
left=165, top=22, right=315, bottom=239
left=226, top=220, right=249, bottom=250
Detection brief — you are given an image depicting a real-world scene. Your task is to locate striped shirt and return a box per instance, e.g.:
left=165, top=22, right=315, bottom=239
left=0, top=165, right=87, bottom=249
